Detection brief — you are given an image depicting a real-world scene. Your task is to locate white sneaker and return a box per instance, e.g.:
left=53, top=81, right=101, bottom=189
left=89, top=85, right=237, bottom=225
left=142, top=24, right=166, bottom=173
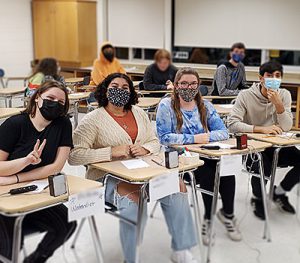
left=201, top=219, right=215, bottom=246
left=217, top=210, right=242, bottom=241
left=170, top=249, right=198, bottom=263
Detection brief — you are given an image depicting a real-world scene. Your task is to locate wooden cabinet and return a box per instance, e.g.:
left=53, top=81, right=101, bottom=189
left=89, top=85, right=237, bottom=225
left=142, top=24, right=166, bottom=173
left=32, top=0, right=97, bottom=67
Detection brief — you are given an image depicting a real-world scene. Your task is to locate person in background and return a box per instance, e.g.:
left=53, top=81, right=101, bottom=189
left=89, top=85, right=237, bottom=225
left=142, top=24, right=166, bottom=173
left=156, top=67, right=242, bottom=246
left=90, top=42, right=126, bottom=86
left=143, top=49, right=177, bottom=91
left=228, top=61, right=300, bottom=220
left=69, top=73, right=199, bottom=263
left=26, top=58, right=65, bottom=97
left=0, top=81, right=76, bottom=263
left=212, top=42, right=248, bottom=99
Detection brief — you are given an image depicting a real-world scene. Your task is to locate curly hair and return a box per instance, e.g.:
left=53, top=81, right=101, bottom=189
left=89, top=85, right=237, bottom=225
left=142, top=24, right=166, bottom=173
left=94, top=73, right=138, bottom=110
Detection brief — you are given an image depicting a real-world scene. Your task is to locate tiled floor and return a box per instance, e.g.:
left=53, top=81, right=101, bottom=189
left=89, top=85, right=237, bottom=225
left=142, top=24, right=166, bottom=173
left=5, top=110, right=300, bottom=263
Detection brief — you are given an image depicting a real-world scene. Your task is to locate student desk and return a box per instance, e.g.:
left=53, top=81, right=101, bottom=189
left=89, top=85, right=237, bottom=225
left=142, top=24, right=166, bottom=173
left=213, top=104, right=233, bottom=116
left=137, top=97, right=161, bottom=120
left=247, top=133, right=300, bottom=200
left=0, top=108, right=25, bottom=121
left=65, top=77, right=84, bottom=85
left=68, top=92, right=91, bottom=128
left=177, top=139, right=272, bottom=263
left=137, top=89, right=172, bottom=96
left=0, top=87, right=25, bottom=108
left=203, top=95, right=236, bottom=102
left=0, top=175, right=104, bottom=263
left=91, top=156, right=204, bottom=263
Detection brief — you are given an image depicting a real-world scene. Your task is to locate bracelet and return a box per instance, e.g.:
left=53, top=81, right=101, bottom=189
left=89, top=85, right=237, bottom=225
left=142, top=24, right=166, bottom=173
left=15, top=174, right=20, bottom=183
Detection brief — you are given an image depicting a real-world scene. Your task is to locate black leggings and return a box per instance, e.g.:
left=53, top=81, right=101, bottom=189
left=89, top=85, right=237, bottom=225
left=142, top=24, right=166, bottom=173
left=0, top=204, right=76, bottom=260
left=186, top=158, right=236, bottom=220
left=247, top=146, right=300, bottom=198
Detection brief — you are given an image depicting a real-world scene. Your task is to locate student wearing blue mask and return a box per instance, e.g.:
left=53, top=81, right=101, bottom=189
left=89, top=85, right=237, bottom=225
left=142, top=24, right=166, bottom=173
left=228, top=61, right=300, bottom=220
left=212, top=42, right=248, bottom=100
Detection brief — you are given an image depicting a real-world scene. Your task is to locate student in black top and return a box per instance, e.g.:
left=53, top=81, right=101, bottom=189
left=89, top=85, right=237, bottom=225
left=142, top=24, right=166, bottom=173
left=143, top=49, right=177, bottom=91
left=0, top=81, right=76, bottom=263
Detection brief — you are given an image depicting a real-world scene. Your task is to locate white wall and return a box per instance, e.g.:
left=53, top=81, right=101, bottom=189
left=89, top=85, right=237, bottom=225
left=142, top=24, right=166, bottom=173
left=0, top=0, right=33, bottom=77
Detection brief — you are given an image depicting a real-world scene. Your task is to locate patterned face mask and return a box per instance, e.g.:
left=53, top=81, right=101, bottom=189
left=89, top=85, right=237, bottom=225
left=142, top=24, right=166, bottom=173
left=177, top=87, right=199, bottom=102
left=107, top=87, right=130, bottom=107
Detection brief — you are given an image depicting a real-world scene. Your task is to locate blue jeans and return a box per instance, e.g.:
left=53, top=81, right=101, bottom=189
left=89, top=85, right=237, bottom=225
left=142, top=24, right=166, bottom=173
left=105, top=177, right=197, bottom=263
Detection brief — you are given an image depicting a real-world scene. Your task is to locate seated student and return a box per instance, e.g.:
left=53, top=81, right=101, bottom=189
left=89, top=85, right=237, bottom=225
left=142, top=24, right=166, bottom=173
left=143, top=49, right=177, bottom=91
left=0, top=81, right=76, bottom=263
left=228, top=61, right=300, bottom=220
left=212, top=42, right=247, bottom=99
left=69, top=73, right=198, bottom=263
left=156, top=67, right=242, bottom=245
left=90, top=42, right=126, bottom=86
left=26, top=58, right=65, bottom=97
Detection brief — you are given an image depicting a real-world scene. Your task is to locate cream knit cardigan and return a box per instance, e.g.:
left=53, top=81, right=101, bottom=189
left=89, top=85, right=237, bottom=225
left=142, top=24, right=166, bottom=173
left=69, top=105, right=160, bottom=180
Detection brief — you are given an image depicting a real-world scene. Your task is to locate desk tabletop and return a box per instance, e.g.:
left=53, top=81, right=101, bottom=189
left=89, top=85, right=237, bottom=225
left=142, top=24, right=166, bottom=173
left=65, top=77, right=84, bottom=84
left=0, top=87, right=25, bottom=95
left=247, top=133, right=300, bottom=146
left=181, top=139, right=272, bottom=157
left=68, top=92, right=91, bottom=101
left=138, top=89, right=172, bottom=95
left=203, top=95, right=237, bottom=100
left=213, top=104, right=234, bottom=115
left=0, top=108, right=25, bottom=120
left=137, top=97, right=161, bottom=108
left=0, top=175, right=102, bottom=215
left=91, top=156, right=204, bottom=182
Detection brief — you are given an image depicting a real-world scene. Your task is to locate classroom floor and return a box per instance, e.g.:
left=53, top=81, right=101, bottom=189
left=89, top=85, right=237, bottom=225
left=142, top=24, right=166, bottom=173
left=10, top=111, right=300, bottom=263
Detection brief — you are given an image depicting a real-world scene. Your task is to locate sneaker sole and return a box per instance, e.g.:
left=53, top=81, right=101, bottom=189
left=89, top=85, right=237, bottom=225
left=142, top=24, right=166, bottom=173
left=217, top=212, right=242, bottom=242
left=273, top=201, right=296, bottom=215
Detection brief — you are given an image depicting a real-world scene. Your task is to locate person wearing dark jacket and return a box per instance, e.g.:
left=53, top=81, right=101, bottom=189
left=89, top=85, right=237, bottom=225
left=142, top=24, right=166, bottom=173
left=143, top=49, right=177, bottom=91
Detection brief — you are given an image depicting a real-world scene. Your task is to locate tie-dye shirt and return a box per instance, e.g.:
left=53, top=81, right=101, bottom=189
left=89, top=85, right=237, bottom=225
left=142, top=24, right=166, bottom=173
left=156, top=97, right=228, bottom=145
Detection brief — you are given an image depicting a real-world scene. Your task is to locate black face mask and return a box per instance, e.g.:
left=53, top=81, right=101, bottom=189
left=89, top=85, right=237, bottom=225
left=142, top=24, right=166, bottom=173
left=107, top=87, right=130, bottom=107
left=103, top=50, right=114, bottom=62
left=38, top=98, right=65, bottom=121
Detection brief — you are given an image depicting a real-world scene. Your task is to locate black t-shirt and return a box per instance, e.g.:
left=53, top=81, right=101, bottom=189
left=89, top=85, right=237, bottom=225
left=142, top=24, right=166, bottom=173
left=0, top=113, right=73, bottom=173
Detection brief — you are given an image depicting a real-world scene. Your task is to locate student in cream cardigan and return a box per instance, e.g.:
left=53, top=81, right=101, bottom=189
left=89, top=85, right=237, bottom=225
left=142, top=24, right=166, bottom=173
left=69, top=73, right=199, bottom=263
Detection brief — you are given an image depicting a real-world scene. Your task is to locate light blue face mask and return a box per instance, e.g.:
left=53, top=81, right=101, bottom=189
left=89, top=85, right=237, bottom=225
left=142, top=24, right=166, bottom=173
left=264, top=78, right=281, bottom=90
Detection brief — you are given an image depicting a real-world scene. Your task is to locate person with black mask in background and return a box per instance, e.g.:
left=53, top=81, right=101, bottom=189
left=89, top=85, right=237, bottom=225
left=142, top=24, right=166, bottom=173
left=0, top=81, right=76, bottom=263
left=212, top=42, right=248, bottom=102
left=90, top=42, right=126, bottom=86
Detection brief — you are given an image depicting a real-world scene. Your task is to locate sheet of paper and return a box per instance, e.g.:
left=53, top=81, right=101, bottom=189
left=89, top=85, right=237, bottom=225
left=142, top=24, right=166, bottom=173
left=121, top=159, right=150, bottom=169
left=207, top=142, right=235, bottom=149
left=220, top=155, right=243, bottom=177
left=68, top=187, right=104, bottom=222
left=149, top=170, right=180, bottom=202
left=278, top=132, right=294, bottom=138
left=25, top=179, right=49, bottom=194
left=220, top=104, right=234, bottom=109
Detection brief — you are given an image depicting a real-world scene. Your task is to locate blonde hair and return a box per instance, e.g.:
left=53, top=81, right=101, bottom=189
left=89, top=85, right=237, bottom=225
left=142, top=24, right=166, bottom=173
left=172, top=67, right=208, bottom=132
left=154, top=49, right=171, bottom=62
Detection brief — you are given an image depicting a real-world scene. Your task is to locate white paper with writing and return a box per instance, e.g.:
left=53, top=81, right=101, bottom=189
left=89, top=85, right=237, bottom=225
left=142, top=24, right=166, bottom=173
left=220, top=155, right=242, bottom=177
left=25, top=179, right=49, bottom=194
left=121, top=159, right=150, bottom=169
left=149, top=170, right=180, bottom=202
left=68, top=188, right=104, bottom=222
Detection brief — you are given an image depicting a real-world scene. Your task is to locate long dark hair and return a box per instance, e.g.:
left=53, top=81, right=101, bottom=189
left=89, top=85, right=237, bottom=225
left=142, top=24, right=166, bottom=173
left=94, top=73, right=138, bottom=110
left=172, top=67, right=208, bottom=132
left=30, top=58, right=59, bottom=79
left=25, top=81, right=69, bottom=118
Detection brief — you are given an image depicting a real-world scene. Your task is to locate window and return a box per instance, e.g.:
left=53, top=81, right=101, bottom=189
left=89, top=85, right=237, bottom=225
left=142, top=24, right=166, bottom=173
left=115, top=47, right=129, bottom=60
left=172, top=47, right=261, bottom=66
left=270, top=50, right=300, bottom=66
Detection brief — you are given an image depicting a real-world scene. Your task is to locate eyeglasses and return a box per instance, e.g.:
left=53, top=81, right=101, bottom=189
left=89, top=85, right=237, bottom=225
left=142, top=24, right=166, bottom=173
left=40, top=96, right=65, bottom=106
left=177, top=81, right=199, bottom=89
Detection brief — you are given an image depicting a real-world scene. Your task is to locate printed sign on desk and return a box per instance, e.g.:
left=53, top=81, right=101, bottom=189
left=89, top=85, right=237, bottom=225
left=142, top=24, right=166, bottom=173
left=220, top=155, right=243, bottom=177
left=68, top=188, right=104, bottom=222
left=149, top=169, right=180, bottom=202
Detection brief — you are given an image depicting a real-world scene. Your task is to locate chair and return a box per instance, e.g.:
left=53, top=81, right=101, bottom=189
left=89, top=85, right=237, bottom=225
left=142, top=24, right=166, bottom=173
left=0, top=69, right=5, bottom=88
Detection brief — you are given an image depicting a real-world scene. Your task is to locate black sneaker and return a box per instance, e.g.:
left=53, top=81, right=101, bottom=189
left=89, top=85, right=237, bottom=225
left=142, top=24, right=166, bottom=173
left=250, top=198, right=265, bottom=220
left=273, top=188, right=296, bottom=214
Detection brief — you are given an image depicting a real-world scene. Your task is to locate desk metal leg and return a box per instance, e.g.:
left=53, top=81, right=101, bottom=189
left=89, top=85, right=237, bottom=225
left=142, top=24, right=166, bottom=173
left=12, top=215, right=25, bottom=263
left=206, top=162, right=220, bottom=263
left=187, top=171, right=203, bottom=256
left=8, top=96, right=12, bottom=108
left=88, top=216, right=105, bottom=263
left=74, top=102, right=79, bottom=128
left=135, top=184, right=147, bottom=263
left=257, top=153, right=271, bottom=241
left=269, top=148, right=280, bottom=201
left=71, top=218, right=86, bottom=249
